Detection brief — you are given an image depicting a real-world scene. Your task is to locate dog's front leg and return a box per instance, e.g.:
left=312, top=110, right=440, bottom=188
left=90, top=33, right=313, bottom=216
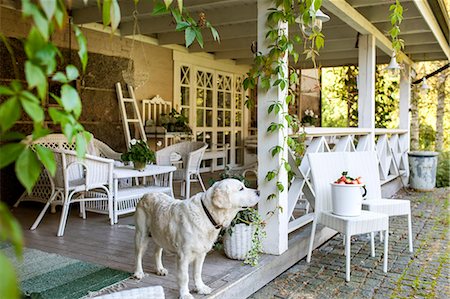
left=193, top=253, right=212, bottom=295
left=154, top=246, right=168, bottom=276
left=177, top=254, right=193, bottom=299
left=133, top=219, right=149, bottom=280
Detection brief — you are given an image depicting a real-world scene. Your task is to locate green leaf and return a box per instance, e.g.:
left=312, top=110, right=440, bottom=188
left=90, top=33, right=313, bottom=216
left=0, top=86, right=13, bottom=96
left=32, top=8, right=49, bottom=40
left=102, top=0, right=111, bottom=26
left=35, top=44, right=58, bottom=75
left=25, top=61, right=47, bottom=100
left=185, top=27, right=196, bottom=47
left=15, top=147, right=42, bottom=193
left=152, top=2, right=168, bottom=15
left=110, top=0, right=121, bottom=32
left=65, top=65, right=79, bottom=81
left=24, top=27, right=46, bottom=59
left=276, top=181, right=284, bottom=192
left=20, top=97, right=44, bottom=123
left=32, top=123, right=51, bottom=140
left=164, top=0, right=173, bottom=8
left=61, top=84, right=82, bottom=117
left=76, top=133, right=88, bottom=157
left=210, top=26, right=220, bottom=42
left=73, top=25, right=88, bottom=72
left=0, top=143, right=25, bottom=169
left=0, top=253, right=20, bottom=299
left=0, top=132, right=25, bottom=142
left=54, top=1, right=66, bottom=28
left=177, top=0, right=183, bottom=11
left=194, top=27, right=204, bottom=48
left=40, top=0, right=56, bottom=19
left=48, top=107, right=65, bottom=123
left=176, top=21, right=190, bottom=31
left=35, top=145, right=56, bottom=176
left=52, top=71, right=68, bottom=83
left=0, top=97, right=21, bottom=132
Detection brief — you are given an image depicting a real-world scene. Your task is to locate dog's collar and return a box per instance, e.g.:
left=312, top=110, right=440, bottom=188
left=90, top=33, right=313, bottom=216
left=201, top=199, right=222, bottom=230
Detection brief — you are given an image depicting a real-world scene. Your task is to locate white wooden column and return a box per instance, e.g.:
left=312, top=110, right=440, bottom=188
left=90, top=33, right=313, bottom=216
left=358, top=34, right=376, bottom=150
left=257, top=0, right=289, bottom=255
left=399, top=64, right=411, bottom=148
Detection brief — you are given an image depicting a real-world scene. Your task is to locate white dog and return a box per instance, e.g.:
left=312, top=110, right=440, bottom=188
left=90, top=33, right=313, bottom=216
left=134, top=178, right=260, bottom=299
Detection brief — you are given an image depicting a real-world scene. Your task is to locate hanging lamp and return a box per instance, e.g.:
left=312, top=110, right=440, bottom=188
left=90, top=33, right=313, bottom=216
left=295, top=6, right=330, bottom=36
left=420, top=77, right=429, bottom=90
left=384, top=51, right=402, bottom=76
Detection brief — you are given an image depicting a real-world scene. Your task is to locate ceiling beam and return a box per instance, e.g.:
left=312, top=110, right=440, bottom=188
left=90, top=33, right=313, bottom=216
left=322, top=0, right=414, bottom=65
left=347, top=0, right=413, bottom=8
left=189, top=37, right=255, bottom=53
left=413, top=0, right=450, bottom=60
left=72, top=0, right=240, bottom=24
left=215, top=49, right=253, bottom=60
left=403, top=43, right=444, bottom=54
left=354, top=2, right=421, bottom=23
left=158, top=21, right=256, bottom=45
left=120, top=0, right=256, bottom=36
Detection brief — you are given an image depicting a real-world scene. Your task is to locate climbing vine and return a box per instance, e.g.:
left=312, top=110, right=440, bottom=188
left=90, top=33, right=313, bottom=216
left=243, top=0, right=326, bottom=203
left=388, top=0, right=405, bottom=54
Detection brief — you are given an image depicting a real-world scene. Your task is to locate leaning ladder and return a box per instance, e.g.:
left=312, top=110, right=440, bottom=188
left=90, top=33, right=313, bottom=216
left=115, top=82, right=147, bottom=148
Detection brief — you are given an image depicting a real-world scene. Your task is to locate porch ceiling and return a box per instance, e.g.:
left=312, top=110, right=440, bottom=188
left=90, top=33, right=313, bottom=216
left=71, top=0, right=450, bottom=68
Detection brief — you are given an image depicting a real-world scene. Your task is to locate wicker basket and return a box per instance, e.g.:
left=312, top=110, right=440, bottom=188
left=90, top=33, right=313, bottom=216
left=223, top=223, right=254, bottom=260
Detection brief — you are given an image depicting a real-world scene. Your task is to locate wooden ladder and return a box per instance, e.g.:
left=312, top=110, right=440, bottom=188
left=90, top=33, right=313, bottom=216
left=115, top=83, right=147, bottom=148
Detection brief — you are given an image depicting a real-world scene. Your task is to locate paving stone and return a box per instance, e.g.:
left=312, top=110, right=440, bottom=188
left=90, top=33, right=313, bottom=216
left=250, top=188, right=450, bottom=299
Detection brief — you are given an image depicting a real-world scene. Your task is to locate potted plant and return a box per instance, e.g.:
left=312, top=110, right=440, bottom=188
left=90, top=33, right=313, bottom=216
left=121, top=139, right=156, bottom=171
left=331, top=171, right=367, bottom=216
left=160, top=109, right=192, bottom=133
left=301, top=108, right=319, bottom=127
left=210, top=169, right=266, bottom=266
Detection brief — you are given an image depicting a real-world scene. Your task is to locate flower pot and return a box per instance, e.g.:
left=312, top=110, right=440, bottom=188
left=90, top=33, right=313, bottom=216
left=330, top=183, right=366, bottom=217
left=133, top=161, right=147, bottom=171
left=408, top=151, right=438, bottom=191
left=223, top=223, right=254, bottom=260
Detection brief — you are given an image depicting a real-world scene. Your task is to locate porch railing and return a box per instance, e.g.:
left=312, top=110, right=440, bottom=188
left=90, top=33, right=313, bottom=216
left=287, top=127, right=409, bottom=233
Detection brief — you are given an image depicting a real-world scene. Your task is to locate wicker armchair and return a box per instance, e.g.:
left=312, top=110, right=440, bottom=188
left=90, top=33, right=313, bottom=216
left=156, top=141, right=208, bottom=199
left=30, top=149, right=115, bottom=236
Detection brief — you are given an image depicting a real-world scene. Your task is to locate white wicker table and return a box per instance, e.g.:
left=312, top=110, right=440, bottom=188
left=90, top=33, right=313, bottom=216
left=112, top=165, right=176, bottom=223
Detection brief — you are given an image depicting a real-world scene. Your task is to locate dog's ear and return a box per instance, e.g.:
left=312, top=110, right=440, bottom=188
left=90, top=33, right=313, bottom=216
left=211, top=185, right=232, bottom=209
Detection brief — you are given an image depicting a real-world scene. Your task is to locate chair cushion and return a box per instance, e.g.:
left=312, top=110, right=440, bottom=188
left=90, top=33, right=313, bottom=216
left=320, top=210, right=389, bottom=236
left=362, top=198, right=410, bottom=216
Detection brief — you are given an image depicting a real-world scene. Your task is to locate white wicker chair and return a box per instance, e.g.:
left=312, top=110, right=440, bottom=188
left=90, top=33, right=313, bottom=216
left=307, top=152, right=389, bottom=282
left=31, top=149, right=115, bottom=236
left=14, top=134, right=125, bottom=214
left=156, top=141, right=208, bottom=199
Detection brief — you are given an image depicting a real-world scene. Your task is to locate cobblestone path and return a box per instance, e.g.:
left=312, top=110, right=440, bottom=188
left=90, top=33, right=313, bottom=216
left=250, top=188, right=449, bottom=299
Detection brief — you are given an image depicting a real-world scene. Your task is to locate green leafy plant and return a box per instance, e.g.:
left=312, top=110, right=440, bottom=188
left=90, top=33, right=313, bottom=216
left=301, top=108, right=318, bottom=126
left=160, top=109, right=192, bottom=133
left=210, top=169, right=266, bottom=266
left=436, top=152, right=450, bottom=188
left=388, top=0, right=405, bottom=54
left=121, top=139, right=156, bottom=164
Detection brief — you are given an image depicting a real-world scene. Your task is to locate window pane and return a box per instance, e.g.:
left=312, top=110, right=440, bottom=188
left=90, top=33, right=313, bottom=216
left=218, top=92, right=224, bottom=108
left=206, top=90, right=213, bottom=107
left=217, top=131, right=224, bottom=144
left=181, top=87, right=189, bottom=105
left=236, top=131, right=242, bottom=146
left=225, top=111, right=231, bottom=127
left=225, top=92, right=231, bottom=108
left=206, top=110, right=213, bottom=127
left=196, top=88, right=204, bottom=106
left=236, top=111, right=241, bottom=126
left=197, top=109, right=204, bottom=127
left=235, top=148, right=243, bottom=165
left=235, top=94, right=242, bottom=109
left=217, top=111, right=223, bottom=127
left=224, top=131, right=231, bottom=144
left=181, top=108, right=189, bottom=119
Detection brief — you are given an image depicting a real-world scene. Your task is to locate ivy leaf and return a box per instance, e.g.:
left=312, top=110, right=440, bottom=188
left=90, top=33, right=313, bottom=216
left=40, top=0, right=56, bottom=20
left=185, top=27, right=196, bottom=47
left=73, top=25, right=88, bottom=72
left=76, top=132, right=88, bottom=157
left=35, top=44, right=58, bottom=75
left=24, top=27, right=46, bottom=59
left=31, top=8, right=49, bottom=40
left=271, top=145, right=283, bottom=157
left=0, top=143, right=25, bottom=169
left=52, top=71, right=68, bottom=83
left=0, top=86, right=14, bottom=96
left=25, top=61, right=47, bottom=100
left=35, top=145, right=56, bottom=176
left=54, top=1, right=66, bottom=28
left=164, top=0, right=173, bottom=8
left=15, top=147, right=42, bottom=194
left=177, top=0, right=183, bottom=11
left=20, top=97, right=44, bottom=123
left=110, top=0, right=121, bottom=32
left=0, top=97, right=21, bottom=132
left=276, top=181, right=284, bottom=192
left=176, top=21, right=190, bottom=31
left=66, top=65, right=79, bottom=81
left=267, top=193, right=276, bottom=201
left=61, top=84, right=82, bottom=118
left=32, top=123, right=51, bottom=140
left=209, top=26, right=220, bottom=42
left=152, top=2, right=168, bottom=15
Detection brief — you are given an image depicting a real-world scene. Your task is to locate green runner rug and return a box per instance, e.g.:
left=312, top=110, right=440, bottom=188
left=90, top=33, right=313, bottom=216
left=1, top=244, right=130, bottom=299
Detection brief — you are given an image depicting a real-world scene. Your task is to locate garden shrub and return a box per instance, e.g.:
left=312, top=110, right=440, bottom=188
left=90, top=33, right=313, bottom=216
left=436, top=151, right=449, bottom=188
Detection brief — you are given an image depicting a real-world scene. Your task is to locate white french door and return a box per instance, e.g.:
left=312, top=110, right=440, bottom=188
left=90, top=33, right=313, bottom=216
left=175, top=63, right=245, bottom=171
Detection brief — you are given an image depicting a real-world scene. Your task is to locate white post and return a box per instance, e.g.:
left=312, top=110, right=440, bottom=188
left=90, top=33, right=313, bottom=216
left=257, top=0, right=289, bottom=255
left=399, top=64, right=411, bottom=148
left=358, top=34, right=376, bottom=150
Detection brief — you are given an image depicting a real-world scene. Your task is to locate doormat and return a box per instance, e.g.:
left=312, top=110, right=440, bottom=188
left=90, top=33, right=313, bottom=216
left=1, top=244, right=131, bottom=299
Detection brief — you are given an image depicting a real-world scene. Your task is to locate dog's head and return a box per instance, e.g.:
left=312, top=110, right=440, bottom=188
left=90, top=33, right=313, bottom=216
left=206, top=179, right=260, bottom=227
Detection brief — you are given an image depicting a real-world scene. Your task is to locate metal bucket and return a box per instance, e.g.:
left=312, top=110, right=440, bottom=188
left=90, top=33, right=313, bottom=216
left=408, top=151, right=439, bottom=191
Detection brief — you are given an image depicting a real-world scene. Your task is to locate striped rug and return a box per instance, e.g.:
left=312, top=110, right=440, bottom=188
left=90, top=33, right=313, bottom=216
left=1, top=244, right=130, bottom=299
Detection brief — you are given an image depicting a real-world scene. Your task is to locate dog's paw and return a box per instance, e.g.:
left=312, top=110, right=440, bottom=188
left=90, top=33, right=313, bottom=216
left=133, top=271, right=145, bottom=280
left=179, top=294, right=194, bottom=299
left=195, top=284, right=212, bottom=295
left=156, top=267, right=168, bottom=276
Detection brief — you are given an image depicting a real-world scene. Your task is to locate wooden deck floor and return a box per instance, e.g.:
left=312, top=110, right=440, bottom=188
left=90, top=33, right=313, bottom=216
left=10, top=177, right=336, bottom=299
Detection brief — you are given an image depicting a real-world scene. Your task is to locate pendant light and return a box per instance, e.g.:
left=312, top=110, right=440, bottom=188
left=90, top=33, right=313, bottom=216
left=384, top=51, right=402, bottom=77
left=420, top=77, right=429, bottom=90
left=295, top=5, right=330, bottom=36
